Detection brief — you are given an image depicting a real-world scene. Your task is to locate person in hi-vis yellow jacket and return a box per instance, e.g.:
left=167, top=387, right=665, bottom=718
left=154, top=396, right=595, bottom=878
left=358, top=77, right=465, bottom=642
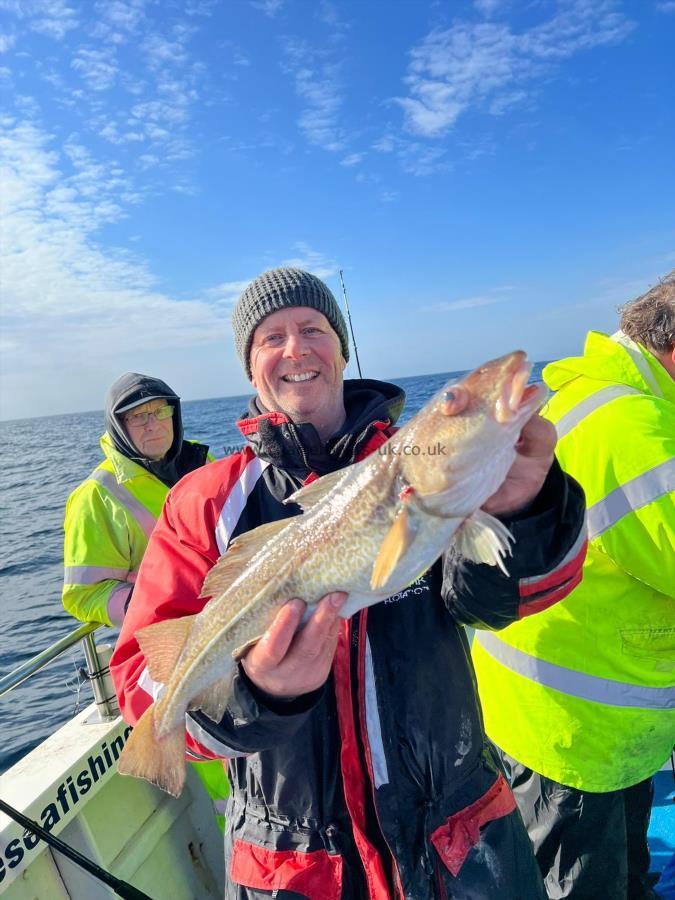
left=473, top=275, right=675, bottom=899
left=63, top=372, right=230, bottom=832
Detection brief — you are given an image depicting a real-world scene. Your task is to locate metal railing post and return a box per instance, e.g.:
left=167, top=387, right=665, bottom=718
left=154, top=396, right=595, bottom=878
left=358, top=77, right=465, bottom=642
left=82, top=634, right=119, bottom=720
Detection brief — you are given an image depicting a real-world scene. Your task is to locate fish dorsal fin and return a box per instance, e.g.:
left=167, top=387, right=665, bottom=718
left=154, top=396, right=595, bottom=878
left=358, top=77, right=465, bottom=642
left=284, top=469, right=347, bottom=511
left=200, top=518, right=292, bottom=599
left=370, top=507, right=415, bottom=590
left=454, top=509, right=513, bottom=575
left=135, top=614, right=197, bottom=684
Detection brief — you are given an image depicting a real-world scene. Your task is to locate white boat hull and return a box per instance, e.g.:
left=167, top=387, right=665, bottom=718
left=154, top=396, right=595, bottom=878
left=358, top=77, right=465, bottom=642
left=0, top=703, right=224, bottom=898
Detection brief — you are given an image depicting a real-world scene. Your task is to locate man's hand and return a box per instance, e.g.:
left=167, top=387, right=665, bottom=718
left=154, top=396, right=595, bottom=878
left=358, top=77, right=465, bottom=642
left=482, top=413, right=556, bottom=516
left=241, top=592, right=347, bottom=699
left=443, top=384, right=557, bottom=517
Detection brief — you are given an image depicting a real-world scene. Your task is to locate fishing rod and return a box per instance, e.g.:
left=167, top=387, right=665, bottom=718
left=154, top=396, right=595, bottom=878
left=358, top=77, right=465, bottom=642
left=338, top=269, right=363, bottom=378
left=0, top=797, right=152, bottom=900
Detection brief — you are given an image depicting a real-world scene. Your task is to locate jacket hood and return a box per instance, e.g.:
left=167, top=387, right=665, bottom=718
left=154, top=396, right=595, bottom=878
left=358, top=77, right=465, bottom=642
left=104, top=372, right=185, bottom=487
left=544, top=331, right=675, bottom=403
left=237, top=378, right=405, bottom=477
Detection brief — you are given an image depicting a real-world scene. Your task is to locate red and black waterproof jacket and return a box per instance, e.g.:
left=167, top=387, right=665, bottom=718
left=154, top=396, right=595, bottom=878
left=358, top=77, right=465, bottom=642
left=112, top=379, right=586, bottom=900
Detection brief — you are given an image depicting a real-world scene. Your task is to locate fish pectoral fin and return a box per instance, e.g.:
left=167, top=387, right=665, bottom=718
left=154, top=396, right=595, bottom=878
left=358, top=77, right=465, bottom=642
left=117, top=706, right=186, bottom=798
left=135, top=614, right=197, bottom=684
left=200, top=518, right=291, bottom=599
left=370, top=507, right=415, bottom=590
left=191, top=668, right=236, bottom=724
left=285, top=469, right=347, bottom=511
left=232, top=635, right=263, bottom=661
left=454, top=509, right=513, bottom=574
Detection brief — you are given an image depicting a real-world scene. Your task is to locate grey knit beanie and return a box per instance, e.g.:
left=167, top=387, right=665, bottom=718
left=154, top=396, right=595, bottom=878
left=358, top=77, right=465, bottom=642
left=232, top=267, right=350, bottom=378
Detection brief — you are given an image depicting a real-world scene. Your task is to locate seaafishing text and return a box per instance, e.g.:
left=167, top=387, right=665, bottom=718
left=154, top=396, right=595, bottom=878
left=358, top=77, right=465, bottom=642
left=0, top=725, right=133, bottom=882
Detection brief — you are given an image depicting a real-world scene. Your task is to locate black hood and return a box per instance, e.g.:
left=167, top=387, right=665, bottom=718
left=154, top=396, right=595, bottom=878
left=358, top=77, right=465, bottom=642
left=238, top=378, right=405, bottom=477
left=104, top=373, right=186, bottom=487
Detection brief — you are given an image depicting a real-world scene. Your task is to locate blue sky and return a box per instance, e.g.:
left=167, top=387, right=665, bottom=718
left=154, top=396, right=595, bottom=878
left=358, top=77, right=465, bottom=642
left=1, top=0, right=673, bottom=421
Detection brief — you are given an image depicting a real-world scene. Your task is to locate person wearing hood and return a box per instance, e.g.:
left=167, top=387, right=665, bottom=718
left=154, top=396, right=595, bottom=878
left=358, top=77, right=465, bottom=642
left=111, top=267, right=587, bottom=899
left=63, top=374, right=232, bottom=834
left=472, top=275, right=675, bottom=898
left=62, top=373, right=211, bottom=627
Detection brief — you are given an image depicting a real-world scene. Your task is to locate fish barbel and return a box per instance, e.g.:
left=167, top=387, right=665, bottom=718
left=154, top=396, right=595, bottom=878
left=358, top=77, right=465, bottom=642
left=118, top=351, right=547, bottom=796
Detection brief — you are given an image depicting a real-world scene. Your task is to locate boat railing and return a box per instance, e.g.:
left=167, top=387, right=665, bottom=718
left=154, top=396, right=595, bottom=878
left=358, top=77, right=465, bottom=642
left=0, top=621, right=119, bottom=720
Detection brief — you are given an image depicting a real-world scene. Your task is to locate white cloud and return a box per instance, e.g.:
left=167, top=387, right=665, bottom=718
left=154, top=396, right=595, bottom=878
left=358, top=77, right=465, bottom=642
left=318, top=0, right=349, bottom=33
left=424, top=295, right=507, bottom=312
left=6, top=0, right=80, bottom=40
left=281, top=38, right=347, bottom=152
left=372, top=134, right=395, bottom=153
left=372, top=134, right=449, bottom=177
left=0, top=32, right=16, bottom=52
left=72, top=47, right=118, bottom=91
left=656, top=1, right=675, bottom=11
left=101, top=0, right=144, bottom=33
left=0, top=118, right=348, bottom=418
left=396, top=2, right=635, bottom=138
left=185, top=0, right=218, bottom=15
left=280, top=242, right=339, bottom=281
left=143, top=33, right=190, bottom=71
left=488, top=88, right=528, bottom=115
left=340, top=152, right=364, bottom=166
left=250, top=0, right=284, bottom=17
left=207, top=245, right=339, bottom=309
left=0, top=119, right=227, bottom=386
left=207, top=280, right=252, bottom=307
left=474, top=0, right=504, bottom=16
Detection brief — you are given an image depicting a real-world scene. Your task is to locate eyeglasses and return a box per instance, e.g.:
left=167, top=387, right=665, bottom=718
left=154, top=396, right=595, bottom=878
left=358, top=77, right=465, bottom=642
left=123, top=404, right=174, bottom=427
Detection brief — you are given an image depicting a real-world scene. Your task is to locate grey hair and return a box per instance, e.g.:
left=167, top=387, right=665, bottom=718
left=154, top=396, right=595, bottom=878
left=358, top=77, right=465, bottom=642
left=619, top=271, right=675, bottom=355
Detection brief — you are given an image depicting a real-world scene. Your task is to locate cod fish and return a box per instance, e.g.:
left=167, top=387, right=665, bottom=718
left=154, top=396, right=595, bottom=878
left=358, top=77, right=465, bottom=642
left=118, top=351, right=546, bottom=796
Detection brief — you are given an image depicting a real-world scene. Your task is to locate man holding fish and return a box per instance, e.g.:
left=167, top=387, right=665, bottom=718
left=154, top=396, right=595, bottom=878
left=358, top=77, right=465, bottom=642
left=111, top=267, right=587, bottom=899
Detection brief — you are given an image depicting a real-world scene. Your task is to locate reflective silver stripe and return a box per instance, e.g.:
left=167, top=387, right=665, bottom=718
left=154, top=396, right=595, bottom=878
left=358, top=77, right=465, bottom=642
left=64, top=565, right=130, bottom=584
left=555, top=385, right=640, bottom=439
left=107, top=582, right=132, bottom=626
left=186, top=748, right=211, bottom=761
left=588, top=457, right=675, bottom=539
left=215, top=457, right=270, bottom=553
left=186, top=714, right=248, bottom=759
left=477, top=631, right=675, bottom=710
left=90, top=470, right=157, bottom=540
left=364, top=636, right=389, bottom=789
left=213, top=799, right=228, bottom=815
left=611, top=331, right=663, bottom=398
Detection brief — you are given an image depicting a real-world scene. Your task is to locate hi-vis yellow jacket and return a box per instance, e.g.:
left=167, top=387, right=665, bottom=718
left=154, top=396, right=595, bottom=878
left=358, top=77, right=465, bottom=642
left=63, top=433, right=212, bottom=626
left=63, top=433, right=230, bottom=828
left=472, top=331, right=675, bottom=792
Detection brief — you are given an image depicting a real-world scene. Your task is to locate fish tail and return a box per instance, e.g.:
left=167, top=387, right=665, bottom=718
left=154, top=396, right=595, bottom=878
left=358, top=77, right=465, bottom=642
left=118, top=705, right=186, bottom=798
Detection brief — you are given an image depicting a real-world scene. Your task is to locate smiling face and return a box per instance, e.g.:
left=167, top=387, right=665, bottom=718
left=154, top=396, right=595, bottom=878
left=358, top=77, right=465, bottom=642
left=249, top=307, right=347, bottom=441
left=123, top=399, right=175, bottom=461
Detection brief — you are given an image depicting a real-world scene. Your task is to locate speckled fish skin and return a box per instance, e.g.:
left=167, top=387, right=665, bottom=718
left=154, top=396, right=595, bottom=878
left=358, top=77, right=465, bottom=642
left=120, top=350, right=546, bottom=795
left=159, top=351, right=542, bottom=729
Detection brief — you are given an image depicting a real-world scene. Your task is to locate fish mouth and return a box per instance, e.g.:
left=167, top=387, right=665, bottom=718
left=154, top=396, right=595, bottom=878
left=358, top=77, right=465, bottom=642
left=495, top=356, right=535, bottom=423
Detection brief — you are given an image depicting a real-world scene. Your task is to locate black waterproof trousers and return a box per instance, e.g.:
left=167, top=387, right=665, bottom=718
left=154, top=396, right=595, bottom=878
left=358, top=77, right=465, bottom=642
left=499, top=751, right=658, bottom=900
